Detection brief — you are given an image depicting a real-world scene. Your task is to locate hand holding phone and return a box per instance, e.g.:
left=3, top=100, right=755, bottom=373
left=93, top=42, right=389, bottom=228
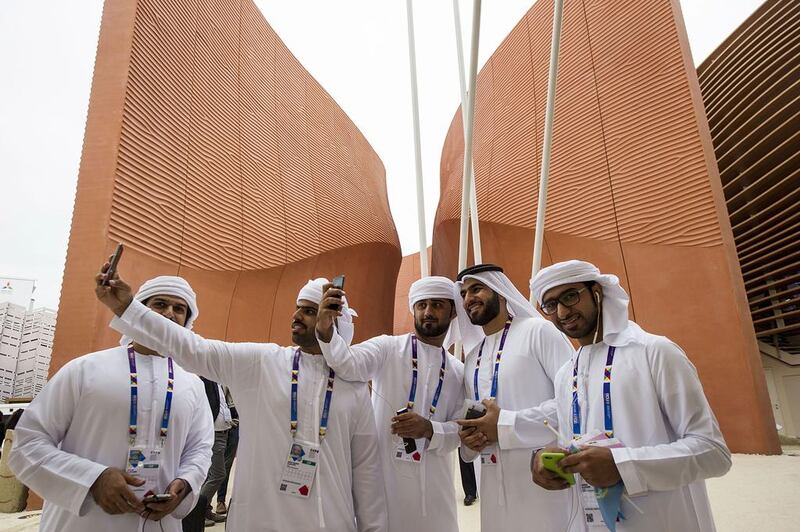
left=465, top=406, right=486, bottom=420
left=103, top=243, right=124, bottom=286
left=540, top=452, right=575, bottom=485
left=143, top=493, right=174, bottom=504
left=328, top=275, right=345, bottom=311
left=395, top=407, right=417, bottom=453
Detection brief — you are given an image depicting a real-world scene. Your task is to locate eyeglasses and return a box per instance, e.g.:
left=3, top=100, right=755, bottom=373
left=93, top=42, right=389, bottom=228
left=540, top=287, right=588, bottom=316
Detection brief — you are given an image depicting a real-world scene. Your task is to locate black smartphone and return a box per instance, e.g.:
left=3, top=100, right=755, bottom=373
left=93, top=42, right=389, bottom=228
left=103, top=243, right=124, bottom=286
left=395, top=407, right=417, bottom=454
left=465, top=406, right=486, bottom=420
left=329, top=274, right=345, bottom=311
left=143, top=493, right=173, bottom=504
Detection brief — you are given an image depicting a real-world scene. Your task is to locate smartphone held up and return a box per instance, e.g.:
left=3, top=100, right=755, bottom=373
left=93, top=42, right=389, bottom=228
left=103, top=243, right=124, bottom=286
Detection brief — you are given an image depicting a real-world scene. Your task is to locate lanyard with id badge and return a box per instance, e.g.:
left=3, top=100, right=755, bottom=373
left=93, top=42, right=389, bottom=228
left=125, top=346, right=174, bottom=499
left=278, top=349, right=335, bottom=498
left=471, top=317, right=512, bottom=466
left=571, top=345, right=628, bottom=529
left=393, top=335, right=447, bottom=463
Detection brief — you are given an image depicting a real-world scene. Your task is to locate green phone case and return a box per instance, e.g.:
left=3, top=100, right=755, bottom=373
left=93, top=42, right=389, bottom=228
left=540, top=452, right=576, bottom=485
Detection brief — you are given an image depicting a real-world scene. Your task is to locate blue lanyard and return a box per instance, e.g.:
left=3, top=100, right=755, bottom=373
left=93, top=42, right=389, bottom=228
left=407, top=335, right=447, bottom=417
left=571, top=345, right=616, bottom=439
left=473, top=317, right=513, bottom=401
left=290, top=348, right=336, bottom=440
left=127, top=345, right=174, bottom=447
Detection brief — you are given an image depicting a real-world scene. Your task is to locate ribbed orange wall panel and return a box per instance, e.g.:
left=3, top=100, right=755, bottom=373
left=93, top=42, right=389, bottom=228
left=52, top=0, right=401, bottom=374
left=433, top=0, right=778, bottom=453
left=698, top=0, right=800, bottom=359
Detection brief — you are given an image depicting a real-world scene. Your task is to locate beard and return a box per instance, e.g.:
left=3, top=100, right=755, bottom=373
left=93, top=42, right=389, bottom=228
left=292, top=324, right=318, bottom=350
left=414, top=318, right=450, bottom=338
left=469, top=292, right=501, bottom=326
left=556, top=306, right=599, bottom=340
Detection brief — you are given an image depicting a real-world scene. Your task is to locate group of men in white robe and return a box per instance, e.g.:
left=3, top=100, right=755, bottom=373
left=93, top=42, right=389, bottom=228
left=9, top=257, right=731, bottom=532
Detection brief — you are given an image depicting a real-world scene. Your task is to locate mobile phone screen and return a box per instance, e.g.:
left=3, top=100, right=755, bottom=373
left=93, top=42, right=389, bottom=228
left=329, top=275, right=345, bottom=310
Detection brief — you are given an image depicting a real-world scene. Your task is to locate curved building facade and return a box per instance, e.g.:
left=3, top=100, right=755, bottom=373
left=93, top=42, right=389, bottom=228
left=53, top=0, right=401, bottom=374
left=698, top=0, right=800, bottom=437
left=433, top=0, right=778, bottom=453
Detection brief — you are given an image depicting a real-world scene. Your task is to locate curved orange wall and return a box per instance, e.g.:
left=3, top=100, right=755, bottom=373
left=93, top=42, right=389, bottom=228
left=433, top=0, right=778, bottom=453
left=52, top=0, right=401, bottom=374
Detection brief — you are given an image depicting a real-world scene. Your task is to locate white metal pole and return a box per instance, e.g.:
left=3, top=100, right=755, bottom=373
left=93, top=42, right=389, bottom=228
left=530, top=0, right=564, bottom=302
left=457, top=0, right=482, bottom=273
left=453, top=0, right=482, bottom=263
left=406, top=0, right=430, bottom=277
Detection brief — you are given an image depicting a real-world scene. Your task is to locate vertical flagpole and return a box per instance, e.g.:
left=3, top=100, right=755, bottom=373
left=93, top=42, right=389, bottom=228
left=455, top=0, right=481, bottom=363
left=406, top=0, right=430, bottom=277
left=530, top=0, right=564, bottom=302
left=453, top=0, right=482, bottom=263
left=457, top=0, right=482, bottom=273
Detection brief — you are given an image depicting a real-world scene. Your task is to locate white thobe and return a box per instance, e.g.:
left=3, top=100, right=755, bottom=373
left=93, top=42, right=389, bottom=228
left=461, top=316, right=573, bottom=531
left=110, top=299, right=388, bottom=532
left=9, top=346, right=214, bottom=532
left=319, top=332, right=464, bottom=532
left=498, top=322, right=731, bottom=531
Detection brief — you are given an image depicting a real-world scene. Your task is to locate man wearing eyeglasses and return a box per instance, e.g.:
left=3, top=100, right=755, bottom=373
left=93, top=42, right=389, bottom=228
left=462, top=260, right=731, bottom=531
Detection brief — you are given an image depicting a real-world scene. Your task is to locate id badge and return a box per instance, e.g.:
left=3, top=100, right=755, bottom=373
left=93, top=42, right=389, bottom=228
left=480, top=445, right=498, bottom=466
left=579, top=479, right=606, bottom=528
left=126, top=447, right=162, bottom=498
left=393, top=439, right=424, bottom=463
left=278, top=440, right=320, bottom=498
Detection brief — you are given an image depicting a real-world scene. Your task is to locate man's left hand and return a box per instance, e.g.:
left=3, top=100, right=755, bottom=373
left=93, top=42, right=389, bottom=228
left=315, top=283, right=345, bottom=343
left=455, top=399, right=500, bottom=443
left=560, top=446, right=621, bottom=488
left=391, top=411, right=433, bottom=440
left=142, top=478, right=190, bottom=521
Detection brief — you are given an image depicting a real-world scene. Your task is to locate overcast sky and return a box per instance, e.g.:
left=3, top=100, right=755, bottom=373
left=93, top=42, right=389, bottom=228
left=0, top=0, right=763, bottom=310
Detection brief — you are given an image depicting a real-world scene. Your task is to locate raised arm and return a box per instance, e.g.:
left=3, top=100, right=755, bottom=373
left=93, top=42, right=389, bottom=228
left=610, top=340, right=732, bottom=496
left=317, top=332, right=388, bottom=382
left=96, top=267, right=273, bottom=386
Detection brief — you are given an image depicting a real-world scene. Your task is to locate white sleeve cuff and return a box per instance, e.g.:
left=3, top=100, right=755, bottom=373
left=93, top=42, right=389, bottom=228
left=460, top=446, right=479, bottom=463
left=611, top=446, right=647, bottom=496
left=497, top=409, right=517, bottom=449
left=74, top=463, right=108, bottom=516
left=428, top=421, right=444, bottom=451
left=109, top=299, right=149, bottom=333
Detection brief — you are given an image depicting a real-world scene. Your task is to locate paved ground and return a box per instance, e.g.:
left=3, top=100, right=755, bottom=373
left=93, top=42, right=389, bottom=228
left=456, top=450, right=800, bottom=532
left=3, top=451, right=799, bottom=530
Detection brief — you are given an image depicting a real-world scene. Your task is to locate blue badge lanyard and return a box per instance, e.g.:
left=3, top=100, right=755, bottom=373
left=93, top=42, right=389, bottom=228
left=127, top=345, right=174, bottom=448
left=407, top=335, right=447, bottom=417
left=571, top=345, right=616, bottom=439
left=290, top=348, right=336, bottom=441
left=472, top=317, right=514, bottom=401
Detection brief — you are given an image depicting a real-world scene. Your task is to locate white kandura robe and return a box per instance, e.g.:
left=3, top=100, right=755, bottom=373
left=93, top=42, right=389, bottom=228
left=498, top=322, right=732, bottom=531
left=9, top=347, right=214, bottom=532
left=110, top=299, right=388, bottom=532
left=461, top=316, right=573, bottom=531
left=319, top=332, right=464, bottom=532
